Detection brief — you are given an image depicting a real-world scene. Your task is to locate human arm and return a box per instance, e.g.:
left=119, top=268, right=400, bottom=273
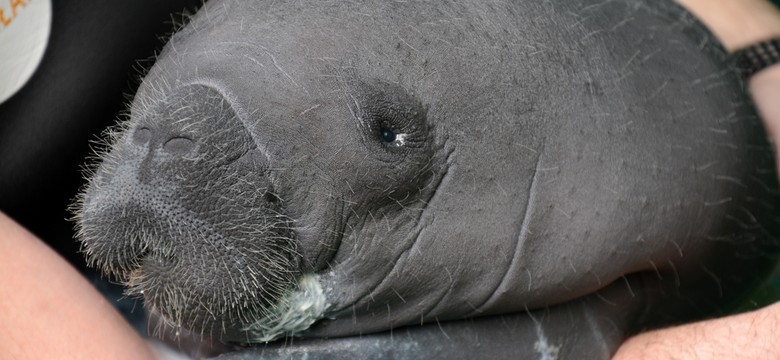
left=0, top=212, right=157, bottom=359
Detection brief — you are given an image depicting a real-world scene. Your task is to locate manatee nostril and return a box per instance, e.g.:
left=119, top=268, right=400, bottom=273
left=163, top=136, right=195, bottom=155
left=132, top=128, right=152, bottom=145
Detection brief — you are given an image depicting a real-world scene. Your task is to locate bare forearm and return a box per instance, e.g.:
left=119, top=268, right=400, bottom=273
left=613, top=303, right=780, bottom=359
left=0, top=212, right=156, bottom=359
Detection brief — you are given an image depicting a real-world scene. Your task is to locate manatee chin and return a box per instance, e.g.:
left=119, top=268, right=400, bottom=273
left=116, top=213, right=300, bottom=341
left=79, top=201, right=326, bottom=342
left=73, top=84, right=326, bottom=342
left=141, top=273, right=326, bottom=344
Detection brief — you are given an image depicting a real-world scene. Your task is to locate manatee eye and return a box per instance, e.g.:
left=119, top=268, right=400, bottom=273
left=380, top=128, right=397, bottom=143
left=353, top=79, right=428, bottom=157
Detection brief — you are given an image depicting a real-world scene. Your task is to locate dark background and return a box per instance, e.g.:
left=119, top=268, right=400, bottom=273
left=0, top=1, right=203, bottom=270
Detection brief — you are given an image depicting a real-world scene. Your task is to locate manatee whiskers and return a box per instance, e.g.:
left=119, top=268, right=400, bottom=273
left=128, top=257, right=325, bottom=343
left=113, top=222, right=303, bottom=338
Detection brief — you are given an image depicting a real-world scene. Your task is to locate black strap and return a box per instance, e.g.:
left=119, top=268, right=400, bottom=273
left=736, top=38, right=780, bottom=77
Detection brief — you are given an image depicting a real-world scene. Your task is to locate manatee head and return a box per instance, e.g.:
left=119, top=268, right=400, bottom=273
left=74, top=0, right=780, bottom=348
left=74, top=0, right=450, bottom=342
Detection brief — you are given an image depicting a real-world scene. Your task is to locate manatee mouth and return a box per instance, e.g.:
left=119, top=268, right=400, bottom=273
left=78, top=195, right=302, bottom=341
left=74, top=84, right=314, bottom=342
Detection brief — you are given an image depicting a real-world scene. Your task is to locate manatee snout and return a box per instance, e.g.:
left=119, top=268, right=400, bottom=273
left=76, top=84, right=301, bottom=340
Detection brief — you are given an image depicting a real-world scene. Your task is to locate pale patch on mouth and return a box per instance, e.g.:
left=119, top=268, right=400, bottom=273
left=126, top=267, right=145, bottom=290
left=243, top=273, right=328, bottom=343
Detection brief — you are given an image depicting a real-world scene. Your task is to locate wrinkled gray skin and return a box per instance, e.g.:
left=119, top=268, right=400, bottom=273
left=75, top=0, right=780, bottom=358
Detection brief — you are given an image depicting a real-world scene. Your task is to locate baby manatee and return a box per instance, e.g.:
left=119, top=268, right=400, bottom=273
left=74, top=0, right=780, bottom=358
